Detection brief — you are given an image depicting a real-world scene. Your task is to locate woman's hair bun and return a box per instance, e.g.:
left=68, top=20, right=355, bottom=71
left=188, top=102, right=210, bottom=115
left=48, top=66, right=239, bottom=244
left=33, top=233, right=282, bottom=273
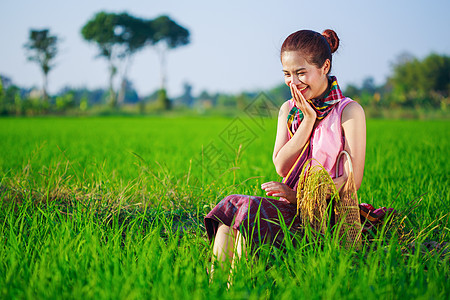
left=322, top=29, right=340, bottom=53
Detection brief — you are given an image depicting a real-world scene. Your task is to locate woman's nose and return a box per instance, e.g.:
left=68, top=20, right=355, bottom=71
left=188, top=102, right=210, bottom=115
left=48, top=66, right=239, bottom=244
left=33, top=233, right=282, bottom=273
left=290, top=75, right=300, bottom=86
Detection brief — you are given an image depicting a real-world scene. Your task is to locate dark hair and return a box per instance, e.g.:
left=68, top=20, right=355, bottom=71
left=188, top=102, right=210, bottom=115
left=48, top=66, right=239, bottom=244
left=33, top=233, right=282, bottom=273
left=281, top=29, right=340, bottom=74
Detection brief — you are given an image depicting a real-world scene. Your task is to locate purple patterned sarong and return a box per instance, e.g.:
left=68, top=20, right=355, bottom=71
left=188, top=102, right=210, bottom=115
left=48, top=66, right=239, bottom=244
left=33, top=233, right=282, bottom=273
left=204, top=194, right=299, bottom=246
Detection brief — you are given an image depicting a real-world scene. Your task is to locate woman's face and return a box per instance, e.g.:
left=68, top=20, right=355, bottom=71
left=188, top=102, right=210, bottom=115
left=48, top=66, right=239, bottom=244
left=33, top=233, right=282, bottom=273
left=281, top=51, right=330, bottom=101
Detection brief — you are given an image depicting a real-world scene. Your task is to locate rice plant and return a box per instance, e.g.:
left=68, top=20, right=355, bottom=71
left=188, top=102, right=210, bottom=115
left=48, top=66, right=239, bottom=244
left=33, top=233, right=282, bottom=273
left=0, top=117, right=449, bottom=299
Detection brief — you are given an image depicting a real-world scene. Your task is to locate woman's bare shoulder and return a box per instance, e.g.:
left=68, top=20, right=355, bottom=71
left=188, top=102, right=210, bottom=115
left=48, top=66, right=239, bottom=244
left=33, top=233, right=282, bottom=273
left=279, top=100, right=292, bottom=117
left=342, top=100, right=365, bottom=122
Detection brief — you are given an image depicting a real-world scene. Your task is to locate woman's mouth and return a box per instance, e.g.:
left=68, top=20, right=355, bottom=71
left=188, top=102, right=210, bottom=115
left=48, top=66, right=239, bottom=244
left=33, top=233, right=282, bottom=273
left=299, top=86, right=308, bottom=94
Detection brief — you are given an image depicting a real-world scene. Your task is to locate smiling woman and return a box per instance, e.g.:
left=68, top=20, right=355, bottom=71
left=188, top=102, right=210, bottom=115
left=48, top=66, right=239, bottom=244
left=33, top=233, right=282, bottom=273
left=204, top=28, right=367, bottom=282
left=281, top=29, right=339, bottom=103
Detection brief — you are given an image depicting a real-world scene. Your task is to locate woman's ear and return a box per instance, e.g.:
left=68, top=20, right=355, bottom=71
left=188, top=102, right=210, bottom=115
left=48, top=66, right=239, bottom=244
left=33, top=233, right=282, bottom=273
left=322, top=59, right=331, bottom=75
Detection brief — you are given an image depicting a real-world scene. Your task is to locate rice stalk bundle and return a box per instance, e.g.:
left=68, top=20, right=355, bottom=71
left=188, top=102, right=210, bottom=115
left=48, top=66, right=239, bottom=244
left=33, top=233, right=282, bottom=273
left=296, top=163, right=335, bottom=236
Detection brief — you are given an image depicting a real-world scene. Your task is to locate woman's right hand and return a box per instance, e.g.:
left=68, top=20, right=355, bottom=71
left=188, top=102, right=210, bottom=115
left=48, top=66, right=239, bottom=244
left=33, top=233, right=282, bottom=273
left=290, top=83, right=317, bottom=120
left=261, top=181, right=297, bottom=204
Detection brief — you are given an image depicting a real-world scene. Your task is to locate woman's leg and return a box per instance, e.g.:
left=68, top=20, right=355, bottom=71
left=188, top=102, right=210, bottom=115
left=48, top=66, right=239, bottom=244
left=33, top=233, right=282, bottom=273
left=211, top=224, right=247, bottom=287
left=232, top=229, right=246, bottom=266
left=211, top=223, right=236, bottom=274
left=228, top=229, right=247, bottom=286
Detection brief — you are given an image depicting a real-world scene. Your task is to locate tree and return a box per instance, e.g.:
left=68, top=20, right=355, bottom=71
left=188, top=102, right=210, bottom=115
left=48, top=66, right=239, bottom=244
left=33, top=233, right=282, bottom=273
left=389, top=53, right=421, bottom=104
left=389, top=52, right=450, bottom=107
left=114, top=13, right=151, bottom=105
left=24, top=29, right=59, bottom=101
left=81, top=12, right=120, bottom=107
left=82, top=12, right=153, bottom=107
left=179, top=82, right=194, bottom=107
left=421, top=53, right=450, bottom=94
left=344, top=84, right=360, bottom=100
left=120, top=79, right=139, bottom=104
left=0, top=74, right=12, bottom=90
left=149, top=15, right=190, bottom=109
left=267, top=83, right=291, bottom=106
left=82, top=12, right=190, bottom=110
left=362, top=77, right=376, bottom=94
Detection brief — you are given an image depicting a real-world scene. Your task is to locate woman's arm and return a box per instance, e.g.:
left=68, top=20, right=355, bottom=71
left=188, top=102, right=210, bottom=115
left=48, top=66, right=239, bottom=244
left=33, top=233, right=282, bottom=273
left=272, top=84, right=316, bottom=177
left=333, top=101, right=366, bottom=190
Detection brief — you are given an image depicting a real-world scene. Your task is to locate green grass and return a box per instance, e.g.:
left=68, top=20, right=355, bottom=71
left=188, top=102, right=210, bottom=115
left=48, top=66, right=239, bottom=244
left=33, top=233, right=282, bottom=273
left=0, top=116, right=449, bottom=299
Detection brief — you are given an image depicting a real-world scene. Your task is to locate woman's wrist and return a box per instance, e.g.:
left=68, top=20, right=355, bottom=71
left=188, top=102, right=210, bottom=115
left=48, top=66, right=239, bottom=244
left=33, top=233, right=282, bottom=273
left=299, top=116, right=316, bottom=131
left=287, top=188, right=297, bottom=204
left=333, top=175, right=348, bottom=191
left=302, top=114, right=316, bottom=123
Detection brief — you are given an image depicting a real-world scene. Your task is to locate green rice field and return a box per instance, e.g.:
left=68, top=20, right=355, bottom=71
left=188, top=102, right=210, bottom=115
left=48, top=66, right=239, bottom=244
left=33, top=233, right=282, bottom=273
left=0, top=116, right=449, bottom=299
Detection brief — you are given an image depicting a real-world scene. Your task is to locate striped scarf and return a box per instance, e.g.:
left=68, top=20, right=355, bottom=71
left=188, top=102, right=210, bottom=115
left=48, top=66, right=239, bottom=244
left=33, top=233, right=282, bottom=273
left=287, top=76, right=344, bottom=135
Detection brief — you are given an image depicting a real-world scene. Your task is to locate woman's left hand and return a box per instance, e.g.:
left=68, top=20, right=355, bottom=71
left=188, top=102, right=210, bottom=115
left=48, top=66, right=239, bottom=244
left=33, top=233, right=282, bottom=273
left=261, top=181, right=297, bottom=204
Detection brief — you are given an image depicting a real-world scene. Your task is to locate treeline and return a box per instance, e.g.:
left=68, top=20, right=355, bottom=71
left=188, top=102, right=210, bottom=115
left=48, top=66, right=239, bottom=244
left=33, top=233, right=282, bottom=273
left=1, top=52, right=448, bottom=116
left=344, top=52, right=449, bottom=111
left=0, top=75, right=268, bottom=116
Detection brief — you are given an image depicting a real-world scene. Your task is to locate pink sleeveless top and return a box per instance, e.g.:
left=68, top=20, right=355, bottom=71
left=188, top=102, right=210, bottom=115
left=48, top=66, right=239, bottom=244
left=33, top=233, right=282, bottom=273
left=288, top=97, right=354, bottom=178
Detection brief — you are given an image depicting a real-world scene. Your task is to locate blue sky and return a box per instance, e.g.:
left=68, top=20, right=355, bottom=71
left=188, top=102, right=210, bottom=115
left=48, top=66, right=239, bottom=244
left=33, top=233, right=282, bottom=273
left=1, top=0, right=449, bottom=98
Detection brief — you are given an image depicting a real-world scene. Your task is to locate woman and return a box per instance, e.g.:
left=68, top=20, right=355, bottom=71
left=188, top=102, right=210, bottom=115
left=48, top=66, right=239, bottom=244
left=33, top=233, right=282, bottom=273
left=205, top=29, right=366, bottom=270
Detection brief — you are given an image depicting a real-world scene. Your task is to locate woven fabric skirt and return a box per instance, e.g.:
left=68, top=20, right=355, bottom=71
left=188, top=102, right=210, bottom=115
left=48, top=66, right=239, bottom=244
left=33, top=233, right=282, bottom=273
left=204, top=194, right=301, bottom=246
